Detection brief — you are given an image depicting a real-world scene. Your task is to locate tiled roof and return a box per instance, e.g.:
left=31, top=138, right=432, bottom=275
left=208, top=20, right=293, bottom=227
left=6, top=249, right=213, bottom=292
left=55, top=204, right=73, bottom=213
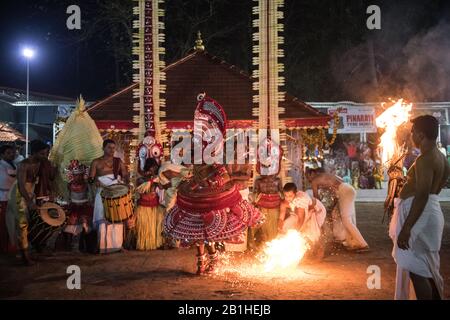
left=88, top=50, right=330, bottom=129
left=0, top=122, right=25, bottom=142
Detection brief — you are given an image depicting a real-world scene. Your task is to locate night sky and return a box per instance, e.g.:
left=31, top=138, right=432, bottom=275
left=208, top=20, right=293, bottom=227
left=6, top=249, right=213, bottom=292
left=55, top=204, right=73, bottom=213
left=0, top=0, right=449, bottom=102
left=0, top=0, right=114, bottom=100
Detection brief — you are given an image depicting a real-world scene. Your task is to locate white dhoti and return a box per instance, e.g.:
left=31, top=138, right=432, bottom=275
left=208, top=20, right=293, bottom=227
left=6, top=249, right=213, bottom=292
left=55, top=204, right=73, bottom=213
left=303, top=200, right=326, bottom=243
left=93, top=174, right=124, bottom=254
left=389, top=195, right=444, bottom=300
left=336, top=183, right=368, bottom=249
left=5, top=183, right=19, bottom=248
left=283, top=193, right=326, bottom=244
left=331, top=206, right=346, bottom=242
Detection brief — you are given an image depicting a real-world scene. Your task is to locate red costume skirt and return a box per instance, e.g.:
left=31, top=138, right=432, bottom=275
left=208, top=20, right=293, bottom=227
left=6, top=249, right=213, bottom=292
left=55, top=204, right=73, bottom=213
left=164, top=182, right=261, bottom=244
left=257, top=193, right=281, bottom=209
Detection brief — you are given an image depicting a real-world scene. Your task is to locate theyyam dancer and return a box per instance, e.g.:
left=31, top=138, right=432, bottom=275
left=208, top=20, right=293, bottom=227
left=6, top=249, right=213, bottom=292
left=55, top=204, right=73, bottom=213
left=164, top=93, right=262, bottom=275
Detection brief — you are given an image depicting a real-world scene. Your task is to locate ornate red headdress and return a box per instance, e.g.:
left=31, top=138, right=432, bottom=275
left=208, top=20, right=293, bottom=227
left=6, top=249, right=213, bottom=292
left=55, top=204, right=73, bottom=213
left=193, top=92, right=227, bottom=151
left=256, top=137, right=283, bottom=175
left=65, top=160, right=89, bottom=182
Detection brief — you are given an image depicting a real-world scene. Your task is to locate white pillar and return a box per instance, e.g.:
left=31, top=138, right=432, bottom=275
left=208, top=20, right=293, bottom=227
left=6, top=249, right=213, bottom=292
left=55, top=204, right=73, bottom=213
left=25, top=59, right=30, bottom=157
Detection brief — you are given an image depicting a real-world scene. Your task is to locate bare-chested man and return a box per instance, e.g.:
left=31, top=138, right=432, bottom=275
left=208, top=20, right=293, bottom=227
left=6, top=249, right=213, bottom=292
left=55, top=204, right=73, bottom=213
left=390, top=115, right=450, bottom=300
left=7, top=140, right=50, bottom=265
left=251, top=174, right=283, bottom=248
left=89, top=139, right=129, bottom=254
left=307, top=167, right=369, bottom=251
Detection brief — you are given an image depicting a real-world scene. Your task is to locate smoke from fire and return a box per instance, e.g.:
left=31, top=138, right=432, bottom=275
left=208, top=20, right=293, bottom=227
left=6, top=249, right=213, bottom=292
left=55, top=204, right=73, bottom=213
left=330, top=2, right=450, bottom=102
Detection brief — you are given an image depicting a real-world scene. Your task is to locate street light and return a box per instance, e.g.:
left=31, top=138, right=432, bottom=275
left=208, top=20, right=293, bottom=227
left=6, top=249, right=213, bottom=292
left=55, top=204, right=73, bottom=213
left=22, top=48, right=35, bottom=59
left=22, top=47, right=35, bottom=157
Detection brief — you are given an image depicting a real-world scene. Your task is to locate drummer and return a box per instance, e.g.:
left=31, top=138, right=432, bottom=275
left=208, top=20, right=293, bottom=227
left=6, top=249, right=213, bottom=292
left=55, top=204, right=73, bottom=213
left=89, top=139, right=129, bottom=254
left=7, top=140, right=50, bottom=265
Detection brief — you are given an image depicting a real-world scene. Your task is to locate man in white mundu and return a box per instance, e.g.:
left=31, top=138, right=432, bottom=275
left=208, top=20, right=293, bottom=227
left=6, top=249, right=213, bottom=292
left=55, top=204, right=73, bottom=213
left=279, top=183, right=326, bottom=244
left=89, top=139, right=129, bottom=253
left=390, top=115, right=449, bottom=300
left=308, top=168, right=369, bottom=251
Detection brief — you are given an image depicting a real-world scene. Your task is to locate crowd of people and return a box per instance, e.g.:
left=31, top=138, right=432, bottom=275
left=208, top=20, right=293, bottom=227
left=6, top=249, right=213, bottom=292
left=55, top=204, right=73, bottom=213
left=322, top=138, right=450, bottom=190
left=322, top=140, right=383, bottom=190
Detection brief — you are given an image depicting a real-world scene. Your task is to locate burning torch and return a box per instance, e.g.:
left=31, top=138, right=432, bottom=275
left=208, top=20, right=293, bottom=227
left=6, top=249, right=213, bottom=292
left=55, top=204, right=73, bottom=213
left=375, top=99, right=412, bottom=223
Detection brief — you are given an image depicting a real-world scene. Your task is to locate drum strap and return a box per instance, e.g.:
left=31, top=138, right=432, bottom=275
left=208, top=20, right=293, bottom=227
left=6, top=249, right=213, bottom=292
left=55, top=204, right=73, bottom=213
left=113, top=157, right=121, bottom=180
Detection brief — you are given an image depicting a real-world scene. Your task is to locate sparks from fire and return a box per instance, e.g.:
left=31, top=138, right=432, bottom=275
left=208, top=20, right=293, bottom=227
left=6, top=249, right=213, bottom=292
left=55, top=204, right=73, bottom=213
left=213, top=230, right=311, bottom=280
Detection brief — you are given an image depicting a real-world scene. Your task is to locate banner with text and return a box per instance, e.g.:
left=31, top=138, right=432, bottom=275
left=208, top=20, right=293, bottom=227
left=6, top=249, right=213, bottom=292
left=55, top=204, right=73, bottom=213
left=328, top=106, right=377, bottom=134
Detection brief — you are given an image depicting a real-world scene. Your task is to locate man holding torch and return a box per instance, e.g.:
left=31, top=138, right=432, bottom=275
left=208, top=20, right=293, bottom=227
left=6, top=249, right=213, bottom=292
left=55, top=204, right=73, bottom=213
left=390, top=115, right=449, bottom=300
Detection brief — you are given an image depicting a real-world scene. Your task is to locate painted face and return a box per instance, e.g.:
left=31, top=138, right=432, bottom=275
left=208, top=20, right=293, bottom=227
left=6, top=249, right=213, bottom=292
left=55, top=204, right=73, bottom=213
left=193, top=121, right=223, bottom=164
left=284, top=191, right=296, bottom=202
left=193, top=97, right=226, bottom=161
left=194, top=116, right=222, bottom=145
left=104, top=143, right=116, bottom=157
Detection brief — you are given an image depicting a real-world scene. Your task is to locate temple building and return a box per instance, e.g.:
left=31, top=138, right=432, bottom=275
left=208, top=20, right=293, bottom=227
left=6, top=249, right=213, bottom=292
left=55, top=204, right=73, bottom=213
left=87, top=39, right=330, bottom=188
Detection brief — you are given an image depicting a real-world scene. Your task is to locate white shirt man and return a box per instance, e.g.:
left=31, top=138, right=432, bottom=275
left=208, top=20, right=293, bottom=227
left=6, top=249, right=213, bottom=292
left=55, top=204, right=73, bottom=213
left=0, top=158, right=17, bottom=201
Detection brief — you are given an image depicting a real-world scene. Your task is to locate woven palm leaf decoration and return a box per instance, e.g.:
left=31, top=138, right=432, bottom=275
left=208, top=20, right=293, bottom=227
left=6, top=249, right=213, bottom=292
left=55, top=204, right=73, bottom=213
left=49, top=96, right=103, bottom=199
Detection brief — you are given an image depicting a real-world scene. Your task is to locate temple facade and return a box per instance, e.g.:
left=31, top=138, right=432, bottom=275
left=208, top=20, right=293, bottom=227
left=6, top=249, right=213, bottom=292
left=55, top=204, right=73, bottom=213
left=87, top=46, right=331, bottom=188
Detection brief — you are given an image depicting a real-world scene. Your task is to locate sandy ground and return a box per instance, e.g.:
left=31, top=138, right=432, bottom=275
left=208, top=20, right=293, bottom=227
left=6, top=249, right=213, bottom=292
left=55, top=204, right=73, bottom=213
left=0, top=202, right=449, bottom=300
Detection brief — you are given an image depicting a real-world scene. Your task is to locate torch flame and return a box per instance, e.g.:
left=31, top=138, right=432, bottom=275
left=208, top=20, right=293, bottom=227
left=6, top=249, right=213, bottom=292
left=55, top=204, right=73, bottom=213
left=376, top=99, right=412, bottom=165
left=258, top=230, right=309, bottom=272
